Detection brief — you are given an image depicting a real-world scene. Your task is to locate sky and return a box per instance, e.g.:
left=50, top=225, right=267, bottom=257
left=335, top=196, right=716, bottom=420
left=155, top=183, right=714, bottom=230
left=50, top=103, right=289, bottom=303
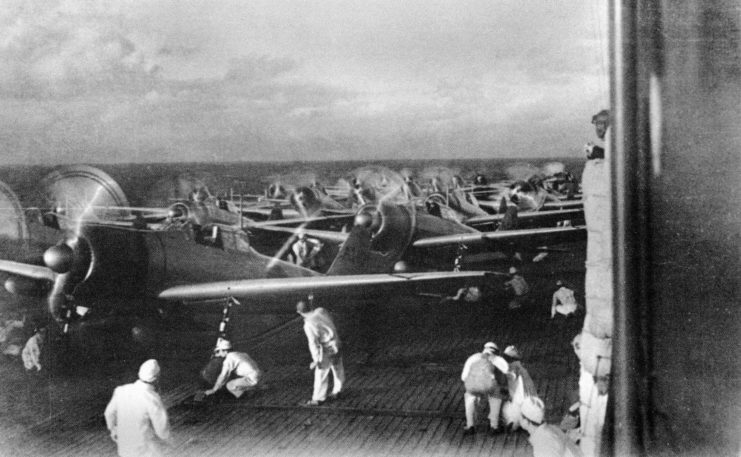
left=0, top=0, right=609, bottom=164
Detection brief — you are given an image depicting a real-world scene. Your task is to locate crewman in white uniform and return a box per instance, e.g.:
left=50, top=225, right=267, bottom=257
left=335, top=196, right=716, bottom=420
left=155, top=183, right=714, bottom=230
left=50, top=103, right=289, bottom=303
left=104, top=359, right=171, bottom=457
left=461, top=342, right=509, bottom=435
left=519, top=396, right=584, bottom=457
left=203, top=338, right=262, bottom=399
left=551, top=280, right=579, bottom=319
left=21, top=327, right=44, bottom=371
left=501, top=345, right=538, bottom=431
left=297, top=300, right=345, bottom=405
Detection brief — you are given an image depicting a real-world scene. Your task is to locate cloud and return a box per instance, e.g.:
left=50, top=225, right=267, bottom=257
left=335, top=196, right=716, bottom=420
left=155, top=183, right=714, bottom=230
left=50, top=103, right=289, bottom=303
left=0, top=0, right=608, bottom=164
left=224, top=56, right=297, bottom=83
left=0, top=0, right=161, bottom=98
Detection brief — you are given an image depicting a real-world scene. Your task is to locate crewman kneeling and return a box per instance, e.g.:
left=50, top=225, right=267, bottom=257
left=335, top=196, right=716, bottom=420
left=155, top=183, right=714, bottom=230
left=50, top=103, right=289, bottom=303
left=22, top=327, right=45, bottom=372
left=461, top=342, right=509, bottom=435
left=551, top=280, right=578, bottom=319
left=202, top=339, right=262, bottom=399
left=520, top=396, right=584, bottom=457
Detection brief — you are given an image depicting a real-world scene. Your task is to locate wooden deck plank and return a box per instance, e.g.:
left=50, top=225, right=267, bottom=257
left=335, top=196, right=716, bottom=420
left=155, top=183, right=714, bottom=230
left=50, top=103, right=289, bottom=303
left=3, top=279, right=589, bottom=457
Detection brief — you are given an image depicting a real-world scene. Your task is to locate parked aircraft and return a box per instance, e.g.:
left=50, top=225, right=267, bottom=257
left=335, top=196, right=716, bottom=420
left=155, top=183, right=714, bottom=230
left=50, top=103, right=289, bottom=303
left=0, top=167, right=497, bottom=340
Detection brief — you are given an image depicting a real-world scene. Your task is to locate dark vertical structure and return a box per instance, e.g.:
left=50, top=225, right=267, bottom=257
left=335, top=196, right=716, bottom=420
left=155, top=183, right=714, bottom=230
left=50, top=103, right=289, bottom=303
left=608, top=1, right=740, bottom=456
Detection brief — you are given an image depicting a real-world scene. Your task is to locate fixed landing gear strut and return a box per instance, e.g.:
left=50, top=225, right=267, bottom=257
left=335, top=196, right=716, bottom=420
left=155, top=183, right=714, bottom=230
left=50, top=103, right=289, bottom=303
left=216, top=296, right=240, bottom=344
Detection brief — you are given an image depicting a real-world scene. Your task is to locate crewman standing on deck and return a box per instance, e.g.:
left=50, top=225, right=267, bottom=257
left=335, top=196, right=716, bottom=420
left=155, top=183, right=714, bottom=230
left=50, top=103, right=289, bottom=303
left=297, top=300, right=345, bottom=406
left=461, top=342, right=509, bottom=435
left=104, top=359, right=171, bottom=457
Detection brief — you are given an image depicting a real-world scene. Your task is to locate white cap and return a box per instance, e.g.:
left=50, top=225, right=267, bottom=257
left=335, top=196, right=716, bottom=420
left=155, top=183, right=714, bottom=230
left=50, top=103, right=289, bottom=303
left=504, top=345, right=521, bottom=360
left=509, top=266, right=518, bottom=275
left=521, top=396, right=545, bottom=425
left=483, top=342, right=499, bottom=353
left=138, top=359, right=161, bottom=383
left=215, top=338, right=232, bottom=351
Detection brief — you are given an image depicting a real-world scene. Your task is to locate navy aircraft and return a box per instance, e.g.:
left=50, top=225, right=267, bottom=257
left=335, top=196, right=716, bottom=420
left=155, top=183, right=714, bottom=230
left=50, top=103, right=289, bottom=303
left=0, top=166, right=495, bottom=339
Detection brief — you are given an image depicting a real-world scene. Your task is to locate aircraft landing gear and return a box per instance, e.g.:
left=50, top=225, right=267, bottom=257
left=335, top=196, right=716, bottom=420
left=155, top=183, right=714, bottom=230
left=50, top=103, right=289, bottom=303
left=454, top=243, right=468, bottom=272
left=216, top=296, right=240, bottom=344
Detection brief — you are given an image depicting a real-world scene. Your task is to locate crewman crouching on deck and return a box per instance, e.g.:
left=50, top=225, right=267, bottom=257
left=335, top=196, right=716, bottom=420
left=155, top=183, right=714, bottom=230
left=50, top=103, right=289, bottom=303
left=104, top=359, right=171, bottom=457
left=551, top=280, right=579, bottom=319
left=21, top=326, right=45, bottom=371
left=461, top=342, right=509, bottom=436
left=519, top=396, right=584, bottom=457
left=202, top=339, right=262, bottom=399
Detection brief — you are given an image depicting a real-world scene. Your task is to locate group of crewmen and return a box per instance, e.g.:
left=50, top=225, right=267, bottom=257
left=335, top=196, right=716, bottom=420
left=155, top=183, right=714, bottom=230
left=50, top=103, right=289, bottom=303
left=100, top=286, right=584, bottom=457
left=103, top=298, right=345, bottom=457
left=461, top=342, right=583, bottom=456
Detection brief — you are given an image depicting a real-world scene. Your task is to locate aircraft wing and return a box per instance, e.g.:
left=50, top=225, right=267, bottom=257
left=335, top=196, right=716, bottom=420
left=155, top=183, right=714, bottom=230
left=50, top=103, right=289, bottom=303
left=240, top=206, right=302, bottom=220
left=411, top=225, right=586, bottom=249
left=465, top=208, right=584, bottom=227
left=157, top=270, right=496, bottom=302
left=246, top=224, right=350, bottom=244
left=248, top=214, right=355, bottom=228
left=542, top=200, right=583, bottom=210
left=0, top=259, right=55, bottom=281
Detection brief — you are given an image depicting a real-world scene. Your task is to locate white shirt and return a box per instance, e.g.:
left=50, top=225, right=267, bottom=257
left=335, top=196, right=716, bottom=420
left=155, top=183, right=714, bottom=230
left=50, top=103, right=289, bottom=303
left=529, top=423, right=584, bottom=457
left=213, top=351, right=262, bottom=391
left=552, top=287, right=578, bottom=316
left=292, top=238, right=323, bottom=266
left=22, top=333, right=43, bottom=371
left=104, top=380, right=170, bottom=457
left=461, top=351, right=508, bottom=395
left=302, top=308, right=340, bottom=363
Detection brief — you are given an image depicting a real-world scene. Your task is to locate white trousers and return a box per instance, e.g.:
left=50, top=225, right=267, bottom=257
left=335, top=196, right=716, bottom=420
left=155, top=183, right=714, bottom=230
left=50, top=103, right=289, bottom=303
left=578, top=368, right=607, bottom=457
left=226, top=372, right=261, bottom=398
left=464, top=391, right=503, bottom=429
left=312, top=354, right=345, bottom=402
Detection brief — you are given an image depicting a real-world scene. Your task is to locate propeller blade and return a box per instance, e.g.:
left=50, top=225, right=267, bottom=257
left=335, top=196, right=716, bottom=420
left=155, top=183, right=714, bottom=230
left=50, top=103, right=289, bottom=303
left=0, top=179, right=28, bottom=240
left=41, top=165, right=130, bottom=235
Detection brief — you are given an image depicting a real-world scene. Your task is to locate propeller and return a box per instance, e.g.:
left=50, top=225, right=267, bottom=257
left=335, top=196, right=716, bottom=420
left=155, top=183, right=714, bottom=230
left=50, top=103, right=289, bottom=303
left=505, top=163, right=542, bottom=182
left=0, top=178, right=42, bottom=295
left=289, top=187, right=321, bottom=218
left=348, top=165, right=411, bottom=206
left=542, top=161, right=566, bottom=177
left=0, top=179, right=28, bottom=241
left=41, top=165, right=131, bottom=236
left=419, top=166, right=463, bottom=194
left=37, top=166, right=125, bottom=325
left=144, top=173, right=213, bottom=207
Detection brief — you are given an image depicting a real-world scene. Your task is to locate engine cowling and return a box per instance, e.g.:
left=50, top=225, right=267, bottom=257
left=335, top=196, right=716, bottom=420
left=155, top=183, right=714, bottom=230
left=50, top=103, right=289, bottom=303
left=4, top=275, right=49, bottom=297
left=354, top=201, right=415, bottom=257
left=167, top=202, right=191, bottom=223
left=289, top=187, right=321, bottom=217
